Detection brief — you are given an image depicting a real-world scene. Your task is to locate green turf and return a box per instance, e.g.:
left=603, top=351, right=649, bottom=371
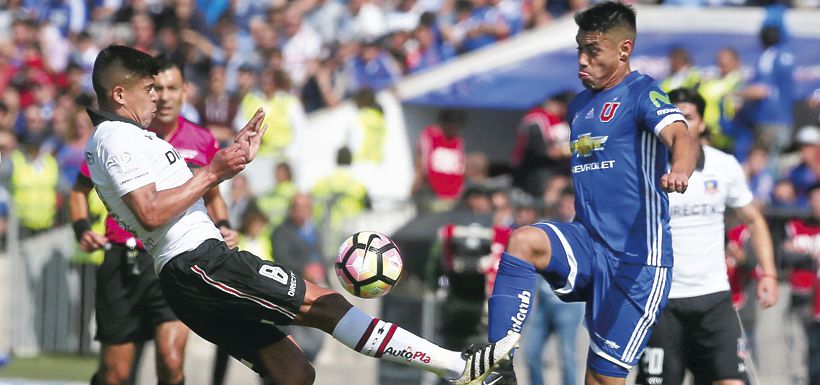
left=0, top=355, right=96, bottom=382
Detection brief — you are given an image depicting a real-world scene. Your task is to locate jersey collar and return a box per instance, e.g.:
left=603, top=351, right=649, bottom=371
left=86, top=108, right=147, bottom=130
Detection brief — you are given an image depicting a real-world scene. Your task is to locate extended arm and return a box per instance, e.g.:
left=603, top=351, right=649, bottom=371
left=658, top=121, right=697, bottom=193
left=735, top=203, right=779, bottom=308
left=124, top=109, right=266, bottom=231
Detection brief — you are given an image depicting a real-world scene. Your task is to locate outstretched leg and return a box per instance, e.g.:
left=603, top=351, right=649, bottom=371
left=290, top=282, right=519, bottom=384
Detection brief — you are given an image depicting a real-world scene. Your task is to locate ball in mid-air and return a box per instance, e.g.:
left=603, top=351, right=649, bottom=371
left=335, top=231, right=403, bottom=298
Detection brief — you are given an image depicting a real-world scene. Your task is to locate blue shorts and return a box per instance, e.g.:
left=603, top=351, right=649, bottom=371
left=533, top=221, right=672, bottom=378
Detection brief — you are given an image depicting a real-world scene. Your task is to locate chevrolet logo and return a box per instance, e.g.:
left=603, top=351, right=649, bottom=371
left=570, top=133, right=608, bottom=157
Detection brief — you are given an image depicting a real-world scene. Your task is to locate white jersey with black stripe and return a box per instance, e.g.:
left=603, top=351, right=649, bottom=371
left=85, top=110, right=222, bottom=273
left=668, top=145, right=753, bottom=298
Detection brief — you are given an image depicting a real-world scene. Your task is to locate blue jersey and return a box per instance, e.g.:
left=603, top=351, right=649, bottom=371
left=567, top=71, right=685, bottom=267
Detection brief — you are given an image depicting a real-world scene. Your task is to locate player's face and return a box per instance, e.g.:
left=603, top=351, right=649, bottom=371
left=675, top=101, right=705, bottom=137
left=154, top=67, right=185, bottom=124
left=119, top=76, right=157, bottom=127
left=576, top=30, right=626, bottom=90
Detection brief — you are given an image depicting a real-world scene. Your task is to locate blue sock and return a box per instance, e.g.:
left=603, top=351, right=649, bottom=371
left=488, top=252, right=538, bottom=343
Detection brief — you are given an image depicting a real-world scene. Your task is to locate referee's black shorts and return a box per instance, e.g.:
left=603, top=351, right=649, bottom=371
left=95, top=243, right=177, bottom=344
left=159, top=239, right=307, bottom=373
left=635, top=291, right=749, bottom=385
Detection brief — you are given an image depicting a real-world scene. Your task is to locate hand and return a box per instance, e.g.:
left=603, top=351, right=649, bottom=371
left=303, top=262, right=326, bottom=286
left=79, top=230, right=108, bottom=252
left=757, top=275, right=779, bottom=309
left=660, top=172, right=689, bottom=193
left=208, top=143, right=247, bottom=182
left=220, top=227, right=239, bottom=248
left=234, top=108, right=267, bottom=163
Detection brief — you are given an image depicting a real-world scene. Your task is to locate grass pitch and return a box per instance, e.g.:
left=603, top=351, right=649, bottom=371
left=0, top=355, right=96, bottom=382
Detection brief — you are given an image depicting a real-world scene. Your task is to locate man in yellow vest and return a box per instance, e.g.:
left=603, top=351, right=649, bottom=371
left=349, top=88, right=387, bottom=165
left=698, top=47, right=744, bottom=151
left=257, top=161, right=298, bottom=229
left=232, top=68, right=307, bottom=159
left=660, top=47, right=702, bottom=93
left=311, top=147, right=370, bottom=253
left=7, top=106, right=59, bottom=237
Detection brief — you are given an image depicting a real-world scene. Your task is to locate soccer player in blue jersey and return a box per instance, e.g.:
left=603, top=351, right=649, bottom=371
left=483, top=2, right=698, bottom=385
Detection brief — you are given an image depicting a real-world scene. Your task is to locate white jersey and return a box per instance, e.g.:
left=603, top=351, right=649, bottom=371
left=668, top=145, right=754, bottom=298
left=85, top=110, right=222, bottom=273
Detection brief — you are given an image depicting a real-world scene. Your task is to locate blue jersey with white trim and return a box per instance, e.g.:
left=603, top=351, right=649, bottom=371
left=567, top=71, right=685, bottom=267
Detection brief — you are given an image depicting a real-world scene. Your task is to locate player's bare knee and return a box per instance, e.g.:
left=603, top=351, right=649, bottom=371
left=156, top=354, right=184, bottom=383
left=296, top=288, right=353, bottom=333
left=99, top=365, right=129, bottom=385
left=507, top=226, right=551, bottom=270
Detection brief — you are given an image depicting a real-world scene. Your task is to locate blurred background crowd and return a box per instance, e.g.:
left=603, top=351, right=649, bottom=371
left=0, top=0, right=820, bottom=384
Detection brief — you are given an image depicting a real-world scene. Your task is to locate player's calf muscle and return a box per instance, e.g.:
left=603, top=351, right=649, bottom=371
left=293, top=282, right=352, bottom=333
left=507, top=226, right=552, bottom=270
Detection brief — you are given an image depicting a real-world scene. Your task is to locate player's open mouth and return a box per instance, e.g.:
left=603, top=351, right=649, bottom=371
left=578, top=71, right=591, bottom=80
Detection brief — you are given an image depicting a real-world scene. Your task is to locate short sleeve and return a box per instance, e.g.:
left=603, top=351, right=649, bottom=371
left=101, top=129, right=155, bottom=197
left=637, top=85, right=687, bottom=136
left=725, top=155, right=754, bottom=208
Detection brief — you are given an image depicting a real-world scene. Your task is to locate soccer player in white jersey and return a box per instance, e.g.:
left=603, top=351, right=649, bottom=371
left=84, top=44, right=518, bottom=385
left=635, top=88, right=779, bottom=385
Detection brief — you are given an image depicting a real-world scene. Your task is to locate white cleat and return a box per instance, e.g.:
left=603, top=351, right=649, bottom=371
left=450, top=332, right=521, bottom=385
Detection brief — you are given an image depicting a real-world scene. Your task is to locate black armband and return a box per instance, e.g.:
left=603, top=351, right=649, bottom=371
left=72, top=219, right=92, bottom=242
left=215, top=220, right=231, bottom=230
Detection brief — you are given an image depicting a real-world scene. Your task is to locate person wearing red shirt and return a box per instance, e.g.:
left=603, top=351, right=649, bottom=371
left=412, top=109, right=467, bottom=213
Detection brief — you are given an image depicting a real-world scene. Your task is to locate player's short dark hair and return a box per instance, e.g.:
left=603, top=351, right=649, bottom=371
left=574, top=1, right=636, bottom=36
left=92, top=45, right=158, bottom=102
left=154, top=53, right=185, bottom=80
left=668, top=88, right=705, bottom=120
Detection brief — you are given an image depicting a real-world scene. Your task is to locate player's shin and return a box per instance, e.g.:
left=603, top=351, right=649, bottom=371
left=488, top=252, right=538, bottom=343
left=331, top=306, right=466, bottom=379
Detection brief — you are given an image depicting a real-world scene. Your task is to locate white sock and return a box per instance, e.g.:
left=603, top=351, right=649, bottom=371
left=332, top=307, right=466, bottom=379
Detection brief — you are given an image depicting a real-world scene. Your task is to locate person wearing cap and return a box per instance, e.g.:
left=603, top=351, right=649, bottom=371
left=786, top=125, right=820, bottom=208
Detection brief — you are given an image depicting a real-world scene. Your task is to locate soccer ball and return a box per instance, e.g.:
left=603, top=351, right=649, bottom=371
left=335, top=231, right=403, bottom=298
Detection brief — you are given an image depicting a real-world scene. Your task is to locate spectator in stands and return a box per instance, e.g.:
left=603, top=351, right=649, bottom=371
left=234, top=63, right=257, bottom=101
left=522, top=187, right=583, bottom=385
left=464, top=151, right=490, bottom=188
left=699, top=47, right=744, bottom=152
left=491, top=188, right=514, bottom=228
left=271, top=192, right=328, bottom=362
left=510, top=91, right=572, bottom=197
left=339, top=0, right=388, bottom=43
left=197, top=64, right=238, bottom=147
left=312, top=147, right=370, bottom=252
left=2, top=108, right=59, bottom=237
left=737, top=23, right=795, bottom=170
left=660, top=47, right=702, bottom=93
left=347, top=39, right=403, bottom=92
left=347, top=88, right=387, bottom=165
left=530, top=0, right=586, bottom=27
left=489, top=0, right=523, bottom=35
left=413, top=109, right=467, bottom=213
left=238, top=201, right=273, bottom=262
left=281, top=6, right=322, bottom=90
left=781, top=183, right=820, bottom=385
left=301, top=49, right=344, bottom=112
left=258, top=161, right=299, bottom=229
left=130, top=12, right=158, bottom=54
left=228, top=174, right=254, bottom=232
left=233, top=67, right=307, bottom=159
left=0, top=129, right=15, bottom=248
left=459, top=0, right=510, bottom=52
left=304, top=0, right=347, bottom=44
left=744, top=144, right=775, bottom=208
left=786, top=126, right=820, bottom=208
left=771, top=178, right=801, bottom=210
left=406, top=14, right=455, bottom=73
left=56, top=109, right=93, bottom=191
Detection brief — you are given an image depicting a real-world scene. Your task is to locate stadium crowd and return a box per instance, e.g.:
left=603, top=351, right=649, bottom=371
left=0, top=0, right=820, bottom=384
